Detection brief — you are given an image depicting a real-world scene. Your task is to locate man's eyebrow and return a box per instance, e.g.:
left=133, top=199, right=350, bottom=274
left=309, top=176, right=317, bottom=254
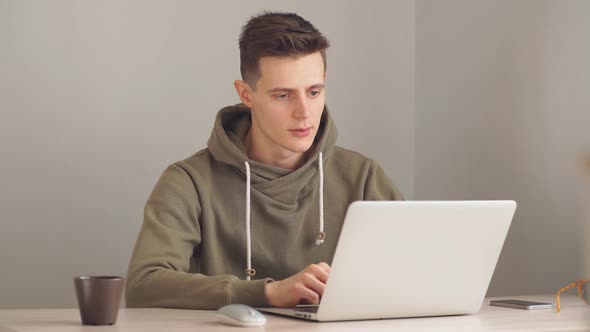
left=266, top=84, right=325, bottom=94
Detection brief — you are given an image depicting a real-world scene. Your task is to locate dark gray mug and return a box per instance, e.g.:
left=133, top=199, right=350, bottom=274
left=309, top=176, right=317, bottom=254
left=73, top=276, right=124, bottom=326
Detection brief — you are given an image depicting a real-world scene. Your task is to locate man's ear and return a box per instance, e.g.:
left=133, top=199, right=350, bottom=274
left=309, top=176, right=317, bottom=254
left=234, top=80, right=254, bottom=108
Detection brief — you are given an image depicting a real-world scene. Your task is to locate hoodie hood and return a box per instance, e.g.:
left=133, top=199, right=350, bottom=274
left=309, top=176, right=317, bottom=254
left=207, top=103, right=338, bottom=279
left=207, top=103, right=338, bottom=205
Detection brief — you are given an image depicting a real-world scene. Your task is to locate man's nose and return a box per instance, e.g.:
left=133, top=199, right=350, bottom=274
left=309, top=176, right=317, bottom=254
left=293, top=95, right=311, bottom=119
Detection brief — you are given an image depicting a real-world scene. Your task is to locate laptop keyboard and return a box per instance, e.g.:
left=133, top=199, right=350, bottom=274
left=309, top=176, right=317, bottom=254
left=294, top=305, right=319, bottom=313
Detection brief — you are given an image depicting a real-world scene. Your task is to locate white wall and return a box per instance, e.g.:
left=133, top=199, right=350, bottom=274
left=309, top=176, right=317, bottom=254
left=415, top=0, right=590, bottom=296
left=0, top=0, right=414, bottom=308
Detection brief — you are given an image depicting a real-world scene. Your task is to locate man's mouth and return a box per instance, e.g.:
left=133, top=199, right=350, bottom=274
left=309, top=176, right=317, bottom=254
left=289, top=127, right=312, bottom=137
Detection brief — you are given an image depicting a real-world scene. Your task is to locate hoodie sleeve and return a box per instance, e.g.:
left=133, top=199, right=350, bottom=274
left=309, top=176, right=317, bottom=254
left=363, top=159, right=405, bottom=201
left=125, top=164, right=272, bottom=309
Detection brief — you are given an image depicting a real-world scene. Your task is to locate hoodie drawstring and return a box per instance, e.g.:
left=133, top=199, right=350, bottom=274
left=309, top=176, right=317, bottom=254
left=243, top=152, right=325, bottom=280
left=244, top=161, right=255, bottom=280
left=316, top=152, right=326, bottom=246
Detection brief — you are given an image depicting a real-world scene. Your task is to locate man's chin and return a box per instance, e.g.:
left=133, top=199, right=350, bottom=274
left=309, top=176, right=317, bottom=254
left=286, top=141, right=315, bottom=154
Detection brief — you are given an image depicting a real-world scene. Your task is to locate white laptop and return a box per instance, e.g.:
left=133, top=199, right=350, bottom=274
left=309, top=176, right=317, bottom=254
left=259, top=200, right=516, bottom=322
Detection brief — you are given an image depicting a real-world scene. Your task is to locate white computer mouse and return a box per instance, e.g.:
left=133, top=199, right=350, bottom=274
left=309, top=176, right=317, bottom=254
left=216, top=304, right=267, bottom=327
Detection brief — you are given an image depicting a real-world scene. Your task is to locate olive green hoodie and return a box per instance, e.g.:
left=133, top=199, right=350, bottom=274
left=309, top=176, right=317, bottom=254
left=125, top=104, right=403, bottom=309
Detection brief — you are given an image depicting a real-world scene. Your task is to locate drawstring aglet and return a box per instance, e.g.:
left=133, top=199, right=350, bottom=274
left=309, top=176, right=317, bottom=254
left=315, top=231, right=326, bottom=246
left=245, top=268, right=256, bottom=278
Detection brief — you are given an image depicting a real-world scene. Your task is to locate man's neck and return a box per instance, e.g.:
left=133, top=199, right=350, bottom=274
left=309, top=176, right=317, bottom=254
left=243, top=129, right=309, bottom=171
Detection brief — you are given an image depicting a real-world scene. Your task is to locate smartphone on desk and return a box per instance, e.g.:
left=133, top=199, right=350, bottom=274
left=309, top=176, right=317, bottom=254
left=490, top=299, right=553, bottom=310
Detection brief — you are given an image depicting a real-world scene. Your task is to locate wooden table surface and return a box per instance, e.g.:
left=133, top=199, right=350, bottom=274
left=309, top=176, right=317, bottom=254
left=0, top=294, right=588, bottom=331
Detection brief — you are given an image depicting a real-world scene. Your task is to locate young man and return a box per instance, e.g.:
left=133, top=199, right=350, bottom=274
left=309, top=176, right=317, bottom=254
left=125, top=12, right=403, bottom=310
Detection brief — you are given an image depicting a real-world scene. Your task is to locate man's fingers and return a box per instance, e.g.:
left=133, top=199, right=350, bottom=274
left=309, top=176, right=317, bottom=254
left=317, top=262, right=331, bottom=273
left=301, top=272, right=326, bottom=296
left=306, top=264, right=330, bottom=284
left=267, top=264, right=332, bottom=307
left=296, top=284, right=320, bottom=305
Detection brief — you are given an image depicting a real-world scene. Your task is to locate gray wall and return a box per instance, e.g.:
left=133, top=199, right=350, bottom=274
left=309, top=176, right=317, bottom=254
left=1, top=0, right=588, bottom=309
left=415, top=0, right=590, bottom=296
left=0, top=0, right=414, bottom=309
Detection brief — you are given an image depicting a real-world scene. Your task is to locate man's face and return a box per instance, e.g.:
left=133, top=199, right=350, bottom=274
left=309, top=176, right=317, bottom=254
left=247, top=52, right=326, bottom=157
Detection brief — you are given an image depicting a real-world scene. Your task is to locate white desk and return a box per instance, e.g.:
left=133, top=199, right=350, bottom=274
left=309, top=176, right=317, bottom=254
left=0, top=295, right=588, bottom=331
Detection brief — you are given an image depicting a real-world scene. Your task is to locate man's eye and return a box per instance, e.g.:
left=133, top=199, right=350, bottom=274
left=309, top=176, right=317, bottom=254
left=310, top=90, right=320, bottom=97
left=276, top=94, right=288, bottom=99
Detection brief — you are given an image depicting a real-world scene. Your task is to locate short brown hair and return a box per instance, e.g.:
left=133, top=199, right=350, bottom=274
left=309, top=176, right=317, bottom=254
left=239, top=11, right=330, bottom=89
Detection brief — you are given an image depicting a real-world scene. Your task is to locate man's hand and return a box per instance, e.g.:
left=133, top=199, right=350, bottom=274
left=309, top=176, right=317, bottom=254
left=264, top=262, right=331, bottom=307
